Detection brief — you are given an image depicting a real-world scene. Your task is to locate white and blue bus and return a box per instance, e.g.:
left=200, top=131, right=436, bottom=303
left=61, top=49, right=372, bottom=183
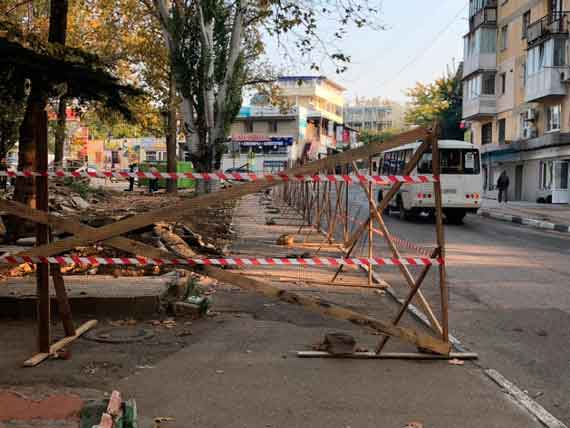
left=372, top=140, right=483, bottom=224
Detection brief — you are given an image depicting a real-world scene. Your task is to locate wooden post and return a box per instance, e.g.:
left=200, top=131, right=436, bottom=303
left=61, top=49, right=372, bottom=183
left=35, top=107, right=50, bottom=353
left=368, top=157, right=373, bottom=286
left=344, top=165, right=349, bottom=243
left=432, top=136, right=449, bottom=342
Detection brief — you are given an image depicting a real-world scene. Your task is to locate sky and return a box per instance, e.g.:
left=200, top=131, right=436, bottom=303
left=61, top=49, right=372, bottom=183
left=264, top=0, right=469, bottom=104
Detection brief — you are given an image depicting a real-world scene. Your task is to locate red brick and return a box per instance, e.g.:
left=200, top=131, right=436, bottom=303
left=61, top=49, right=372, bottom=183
left=0, top=391, right=83, bottom=421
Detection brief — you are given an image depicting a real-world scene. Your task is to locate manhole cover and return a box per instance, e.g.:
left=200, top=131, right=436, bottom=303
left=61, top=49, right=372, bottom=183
left=84, top=327, right=155, bottom=343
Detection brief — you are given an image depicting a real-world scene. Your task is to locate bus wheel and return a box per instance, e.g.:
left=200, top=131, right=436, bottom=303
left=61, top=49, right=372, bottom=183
left=445, top=209, right=466, bottom=225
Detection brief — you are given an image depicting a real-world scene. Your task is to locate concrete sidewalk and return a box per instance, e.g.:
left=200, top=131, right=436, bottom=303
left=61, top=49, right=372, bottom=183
left=478, top=199, right=570, bottom=233
left=118, top=192, right=544, bottom=428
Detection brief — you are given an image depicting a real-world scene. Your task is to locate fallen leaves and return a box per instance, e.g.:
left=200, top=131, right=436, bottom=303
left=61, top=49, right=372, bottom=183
left=154, top=416, right=175, bottom=428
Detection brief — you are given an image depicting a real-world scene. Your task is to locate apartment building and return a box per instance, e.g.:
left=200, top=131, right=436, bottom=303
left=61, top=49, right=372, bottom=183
left=221, top=76, right=353, bottom=172
left=463, top=0, right=570, bottom=203
left=277, top=76, right=347, bottom=157
left=344, top=98, right=406, bottom=133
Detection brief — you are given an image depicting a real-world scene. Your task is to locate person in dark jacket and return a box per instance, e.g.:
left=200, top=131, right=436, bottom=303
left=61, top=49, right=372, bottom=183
left=497, top=171, right=510, bottom=203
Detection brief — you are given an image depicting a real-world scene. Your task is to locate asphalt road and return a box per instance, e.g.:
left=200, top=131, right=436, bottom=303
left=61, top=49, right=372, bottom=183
left=340, top=185, right=570, bottom=424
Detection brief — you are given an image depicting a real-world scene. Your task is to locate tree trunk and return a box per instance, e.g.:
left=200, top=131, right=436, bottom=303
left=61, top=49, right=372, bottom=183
left=2, top=0, right=68, bottom=241
left=3, top=94, right=45, bottom=241
left=166, top=70, right=177, bottom=194
left=49, top=0, right=68, bottom=45
left=54, top=96, right=66, bottom=168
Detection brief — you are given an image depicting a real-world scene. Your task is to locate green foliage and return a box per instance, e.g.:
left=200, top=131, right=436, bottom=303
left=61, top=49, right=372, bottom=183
left=0, top=20, right=143, bottom=121
left=405, top=64, right=463, bottom=140
left=0, top=64, right=27, bottom=159
left=359, top=128, right=399, bottom=145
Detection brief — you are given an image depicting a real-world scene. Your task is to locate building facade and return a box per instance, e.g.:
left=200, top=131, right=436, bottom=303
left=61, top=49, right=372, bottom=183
left=277, top=76, right=348, bottom=157
left=221, top=75, right=355, bottom=172
left=223, top=105, right=301, bottom=172
left=343, top=98, right=406, bottom=133
left=463, top=0, right=570, bottom=203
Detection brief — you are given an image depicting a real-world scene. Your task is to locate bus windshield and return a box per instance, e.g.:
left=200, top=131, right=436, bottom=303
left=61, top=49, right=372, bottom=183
left=417, top=149, right=480, bottom=175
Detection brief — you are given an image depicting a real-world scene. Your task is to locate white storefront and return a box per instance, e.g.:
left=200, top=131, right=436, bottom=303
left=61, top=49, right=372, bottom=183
left=481, top=136, right=570, bottom=204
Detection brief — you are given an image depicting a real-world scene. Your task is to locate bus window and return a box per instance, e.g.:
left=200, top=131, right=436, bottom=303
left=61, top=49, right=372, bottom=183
left=378, top=154, right=384, bottom=174
left=372, top=161, right=378, bottom=173
left=418, top=149, right=481, bottom=174
left=398, top=150, right=406, bottom=174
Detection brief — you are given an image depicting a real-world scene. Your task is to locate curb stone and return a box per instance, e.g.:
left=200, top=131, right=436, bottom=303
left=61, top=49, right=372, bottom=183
left=478, top=210, right=570, bottom=233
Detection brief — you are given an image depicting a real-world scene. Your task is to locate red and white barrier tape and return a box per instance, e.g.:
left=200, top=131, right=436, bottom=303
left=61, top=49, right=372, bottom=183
left=342, top=214, right=434, bottom=257
left=0, top=255, right=443, bottom=267
left=0, top=170, right=438, bottom=184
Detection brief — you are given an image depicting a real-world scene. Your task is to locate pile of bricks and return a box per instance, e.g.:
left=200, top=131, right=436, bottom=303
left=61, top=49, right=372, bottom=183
left=92, top=391, right=137, bottom=428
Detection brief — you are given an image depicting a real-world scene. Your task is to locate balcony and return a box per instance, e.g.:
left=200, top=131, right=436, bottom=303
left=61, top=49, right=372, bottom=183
left=525, top=68, right=566, bottom=102
left=462, top=95, right=496, bottom=120
left=469, top=1, right=497, bottom=32
left=527, top=12, right=570, bottom=47
left=463, top=51, right=496, bottom=78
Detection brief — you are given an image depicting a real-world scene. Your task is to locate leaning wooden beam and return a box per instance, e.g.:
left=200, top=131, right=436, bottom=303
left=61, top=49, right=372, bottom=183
left=23, top=320, right=98, bottom=367
left=3, top=199, right=451, bottom=355
left=297, top=351, right=477, bottom=360
left=205, top=266, right=450, bottom=355
left=5, top=128, right=432, bottom=262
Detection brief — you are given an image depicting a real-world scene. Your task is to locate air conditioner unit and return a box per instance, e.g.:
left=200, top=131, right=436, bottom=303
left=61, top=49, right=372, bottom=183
left=522, top=128, right=531, bottom=139
left=523, top=127, right=538, bottom=139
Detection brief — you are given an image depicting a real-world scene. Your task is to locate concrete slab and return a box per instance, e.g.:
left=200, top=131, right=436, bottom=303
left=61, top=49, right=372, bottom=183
left=0, top=275, right=170, bottom=318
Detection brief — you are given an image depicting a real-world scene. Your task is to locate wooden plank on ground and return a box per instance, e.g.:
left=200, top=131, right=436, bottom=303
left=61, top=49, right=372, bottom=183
left=297, top=351, right=478, bottom=360
left=23, top=319, right=98, bottom=367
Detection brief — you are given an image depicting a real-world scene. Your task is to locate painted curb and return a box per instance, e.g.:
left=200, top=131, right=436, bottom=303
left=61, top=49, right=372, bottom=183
left=478, top=210, right=570, bottom=233
left=485, top=369, right=568, bottom=428
left=367, top=270, right=567, bottom=428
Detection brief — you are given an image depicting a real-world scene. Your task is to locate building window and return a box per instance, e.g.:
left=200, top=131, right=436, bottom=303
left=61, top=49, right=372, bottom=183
left=146, top=151, right=157, bottom=162
left=499, top=73, right=506, bottom=94
left=546, top=104, right=561, bottom=132
left=553, top=38, right=566, bottom=66
left=540, top=160, right=554, bottom=190
left=522, top=63, right=527, bottom=87
left=522, top=11, right=531, bottom=39
left=482, top=123, right=493, bottom=145
left=268, top=121, right=278, bottom=133
left=482, top=73, right=495, bottom=94
left=245, top=121, right=253, bottom=133
left=498, top=119, right=506, bottom=144
left=500, top=25, right=508, bottom=50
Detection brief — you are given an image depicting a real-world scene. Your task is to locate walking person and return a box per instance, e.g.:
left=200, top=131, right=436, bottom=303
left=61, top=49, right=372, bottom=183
left=497, top=171, right=510, bottom=203
left=125, top=163, right=136, bottom=192
left=148, top=166, right=159, bottom=193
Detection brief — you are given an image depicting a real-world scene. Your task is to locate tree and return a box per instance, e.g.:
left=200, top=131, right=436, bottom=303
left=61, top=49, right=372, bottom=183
left=405, top=64, right=464, bottom=140
left=146, top=0, right=382, bottom=180
left=0, top=18, right=141, bottom=240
